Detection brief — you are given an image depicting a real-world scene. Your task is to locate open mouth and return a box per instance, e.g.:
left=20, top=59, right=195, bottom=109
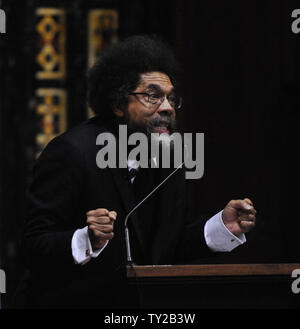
left=152, top=126, right=170, bottom=134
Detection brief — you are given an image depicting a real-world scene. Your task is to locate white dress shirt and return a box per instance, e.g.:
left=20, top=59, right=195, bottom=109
left=71, top=161, right=246, bottom=265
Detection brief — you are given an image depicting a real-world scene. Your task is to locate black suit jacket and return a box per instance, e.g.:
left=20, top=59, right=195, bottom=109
left=16, top=117, right=213, bottom=308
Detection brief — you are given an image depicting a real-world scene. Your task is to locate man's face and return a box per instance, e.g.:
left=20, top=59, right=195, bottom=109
left=116, top=72, right=177, bottom=135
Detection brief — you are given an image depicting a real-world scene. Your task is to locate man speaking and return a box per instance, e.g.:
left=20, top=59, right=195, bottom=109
left=17, top=35, right=256, bottom=308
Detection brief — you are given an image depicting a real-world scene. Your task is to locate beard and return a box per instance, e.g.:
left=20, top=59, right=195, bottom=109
left=115, top=111, right=180, bottom=167
left=123, top=113, right=179, bottom=165
left=128, top=114, right=178, bottom=153
left=124, top=113, right=177, bottom=137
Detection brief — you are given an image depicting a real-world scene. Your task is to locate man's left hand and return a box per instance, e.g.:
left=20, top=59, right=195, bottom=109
left=222, top=198, right=256, bottom=236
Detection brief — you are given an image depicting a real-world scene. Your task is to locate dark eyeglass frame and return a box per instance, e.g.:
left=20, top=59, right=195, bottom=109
left=129, top=92, right=183, bottom=110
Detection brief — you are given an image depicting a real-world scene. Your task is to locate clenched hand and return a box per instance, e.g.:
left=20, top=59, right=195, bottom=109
left=222, top=198, right=256, bottom=236
left=87, top=208, right=117, bottom=250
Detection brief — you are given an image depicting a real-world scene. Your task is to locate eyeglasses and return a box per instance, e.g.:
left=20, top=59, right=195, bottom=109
left=129, top=92, right=183, bottom=110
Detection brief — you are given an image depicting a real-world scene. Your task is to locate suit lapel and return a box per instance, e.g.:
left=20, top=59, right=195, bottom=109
left=152, top=167, right=185, bottom=264
left=93, top=119, right=147, bottom=258
left=109, top=167, right=147, bottom=256
left=101, top=120, right=185, bottom=265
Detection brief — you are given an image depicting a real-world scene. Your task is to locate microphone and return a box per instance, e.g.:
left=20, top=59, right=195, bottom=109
left=124, top=160, right=185, bottom=265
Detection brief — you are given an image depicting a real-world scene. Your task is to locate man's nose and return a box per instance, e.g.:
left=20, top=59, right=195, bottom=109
left=157, top=97, right=175, bottom=116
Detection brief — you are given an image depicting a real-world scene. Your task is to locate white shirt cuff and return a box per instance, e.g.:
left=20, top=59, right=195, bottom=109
left=71, top=226, right=108, bottom=265
left=204, top=210, right=246, bottom=252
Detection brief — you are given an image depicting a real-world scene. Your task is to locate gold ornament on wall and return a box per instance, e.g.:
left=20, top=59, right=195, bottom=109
left=87, top=9, right=118, bottom=117
left=36, top=8, right=66, bottom=80
left=35, top=88, right=67, bottom=155
left=35, top=8, right=67, bottom=154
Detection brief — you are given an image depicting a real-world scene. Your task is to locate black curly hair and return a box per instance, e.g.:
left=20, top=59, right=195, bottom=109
left=87, top=35, right=180, bottom=120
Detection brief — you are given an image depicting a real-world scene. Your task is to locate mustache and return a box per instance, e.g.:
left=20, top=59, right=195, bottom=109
left=147, top=115, right=177, bottom=132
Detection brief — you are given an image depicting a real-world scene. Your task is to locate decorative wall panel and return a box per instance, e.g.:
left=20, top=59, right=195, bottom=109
left=87, top=9, right=118, bottom=117
left=35, top=88, right=67, bottom=155
left=88, top=9, right=118, bottom=68
left=35, top=8, right=67, bottom=153
left=36, top=8, right=66, bottom=80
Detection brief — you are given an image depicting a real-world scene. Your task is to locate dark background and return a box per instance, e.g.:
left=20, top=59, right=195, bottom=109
left=0, top=0, right=299, bottom=307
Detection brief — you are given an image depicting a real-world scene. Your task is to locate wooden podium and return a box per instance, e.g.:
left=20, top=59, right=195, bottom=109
left=127, top=263, right=300, bottom=308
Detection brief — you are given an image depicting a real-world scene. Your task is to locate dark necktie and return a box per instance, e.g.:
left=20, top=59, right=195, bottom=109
left=127, top=167, right=139, bottom=181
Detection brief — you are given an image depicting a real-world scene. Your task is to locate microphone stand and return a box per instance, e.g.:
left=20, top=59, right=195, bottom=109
left=124, top=161, right=185, bottom=265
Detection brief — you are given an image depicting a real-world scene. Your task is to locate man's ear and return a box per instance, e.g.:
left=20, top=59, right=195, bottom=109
left=113, top=108, right=124, bottom=118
